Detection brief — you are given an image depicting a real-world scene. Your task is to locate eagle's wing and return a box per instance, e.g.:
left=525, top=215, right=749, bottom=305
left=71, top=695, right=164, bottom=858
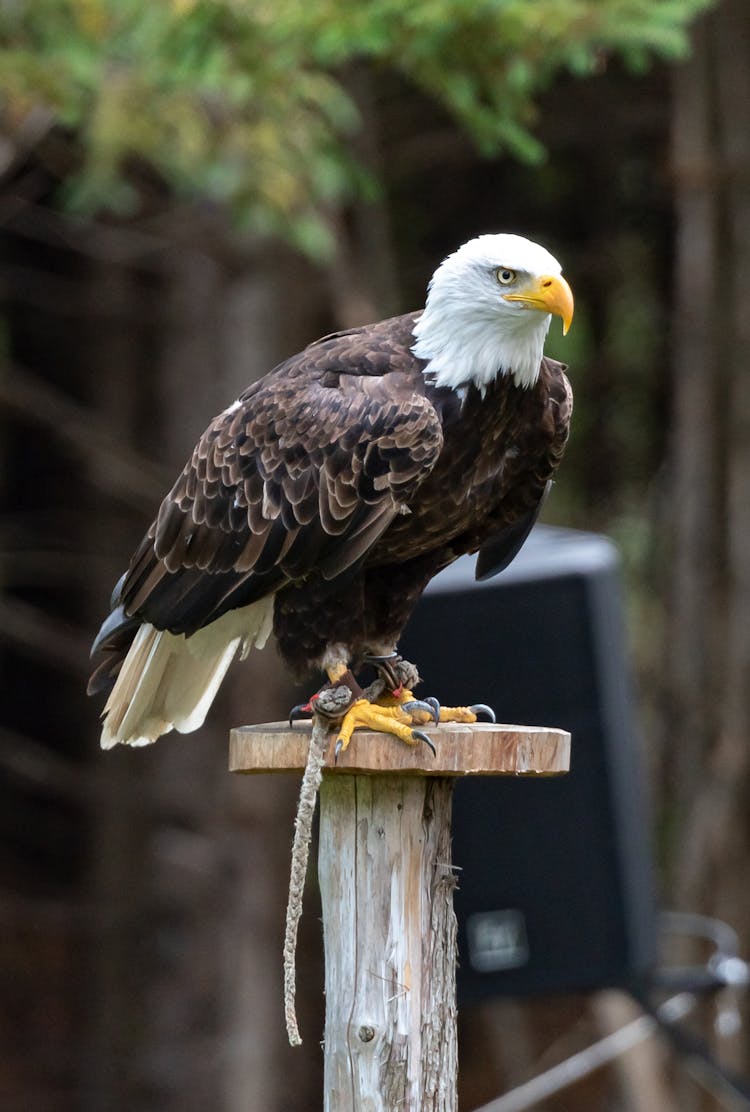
left=88, top=325, right=444, bottom=743
left=474, top=356, right=572, bottom=581
left=97, top=340, right=443, bottom=658
left=474, top=480, right=551, bottom=581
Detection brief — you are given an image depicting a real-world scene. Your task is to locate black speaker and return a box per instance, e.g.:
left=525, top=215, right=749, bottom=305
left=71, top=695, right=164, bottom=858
left=399, top=525, right=657, bottom=1001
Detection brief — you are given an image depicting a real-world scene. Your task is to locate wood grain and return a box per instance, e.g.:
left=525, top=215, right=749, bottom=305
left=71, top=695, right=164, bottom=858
left=319, top=775, right=458, bottom=1111
left=231, top=718, right=571, bottom=1108
left=229, top=720, right=570, bottom=777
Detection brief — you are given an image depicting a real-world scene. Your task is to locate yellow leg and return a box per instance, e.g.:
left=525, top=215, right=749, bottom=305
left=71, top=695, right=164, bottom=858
left=326, top=661, right=350, bottom=683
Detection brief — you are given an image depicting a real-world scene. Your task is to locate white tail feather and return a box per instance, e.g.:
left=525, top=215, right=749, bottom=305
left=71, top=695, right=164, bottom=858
left=100, top=597, right=274, bottom=748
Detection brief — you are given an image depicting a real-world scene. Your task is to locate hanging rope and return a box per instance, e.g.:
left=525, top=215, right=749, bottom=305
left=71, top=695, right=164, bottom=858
left=283, top=715, right=328, bottom=1046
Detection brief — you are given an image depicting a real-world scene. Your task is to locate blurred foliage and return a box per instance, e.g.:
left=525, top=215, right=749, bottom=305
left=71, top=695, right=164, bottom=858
left=0, top=0, right=712, bottom=256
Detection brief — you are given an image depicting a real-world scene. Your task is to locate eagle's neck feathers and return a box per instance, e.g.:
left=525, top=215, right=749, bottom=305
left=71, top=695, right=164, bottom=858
left=411, top=300, right=550, bottom=393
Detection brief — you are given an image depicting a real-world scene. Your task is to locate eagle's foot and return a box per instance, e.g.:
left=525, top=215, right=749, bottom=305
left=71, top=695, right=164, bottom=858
left=362, top=652, right=495, bottom=726
left=370, top=685, right=440, bottom=725
left=288, top=653, right=494, bottom=755
left=334, top=697, right=436, bottom=761
left=376, top=689, right=495, bottom=726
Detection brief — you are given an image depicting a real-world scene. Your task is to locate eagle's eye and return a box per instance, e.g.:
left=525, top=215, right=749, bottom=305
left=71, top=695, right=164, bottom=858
left=495, top=267, right=516, bottom=286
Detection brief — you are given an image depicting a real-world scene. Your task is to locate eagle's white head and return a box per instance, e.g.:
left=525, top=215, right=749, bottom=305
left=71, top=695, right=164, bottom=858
left=412, top=233, right=574, bottom=392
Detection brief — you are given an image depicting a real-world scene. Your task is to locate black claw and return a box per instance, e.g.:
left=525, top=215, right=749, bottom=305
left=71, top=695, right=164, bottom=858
left=425, top=696, right=441, bottom=724
left=412, top=729, right=436, bottom=756
left=470, top=703, right=496, bottom=722
left=401, top=698, right=440, bottom=725
left=334, top=739, right=343, bottom=763
left=289, top=702, right=313, bottom=726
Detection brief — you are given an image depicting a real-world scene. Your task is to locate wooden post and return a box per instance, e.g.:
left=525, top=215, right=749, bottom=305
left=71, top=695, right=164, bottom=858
left=230, top=721, right=570, bottom=1111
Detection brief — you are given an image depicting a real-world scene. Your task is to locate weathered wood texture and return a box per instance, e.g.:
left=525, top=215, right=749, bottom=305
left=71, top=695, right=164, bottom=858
left=229, top=721, right=570, bottom=777
left=319, top=774, right=458, bottom=1112
left=231, top=720, right=570, bottom=1110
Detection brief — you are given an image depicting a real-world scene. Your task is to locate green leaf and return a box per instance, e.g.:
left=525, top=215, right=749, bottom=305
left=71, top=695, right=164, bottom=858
left=0, top=0, right=717, bottom=254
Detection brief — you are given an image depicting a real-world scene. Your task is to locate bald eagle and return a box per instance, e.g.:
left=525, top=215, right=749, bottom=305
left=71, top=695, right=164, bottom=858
left=89, top=234, right=573, bottom=750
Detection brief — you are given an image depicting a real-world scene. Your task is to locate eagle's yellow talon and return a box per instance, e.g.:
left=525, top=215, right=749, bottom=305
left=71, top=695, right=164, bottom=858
left=334, top=696, right=428, bottom=751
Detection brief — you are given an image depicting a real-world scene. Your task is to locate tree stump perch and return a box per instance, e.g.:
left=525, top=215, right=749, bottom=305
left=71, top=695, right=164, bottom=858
left=230, top=721, right=570, bottom=1110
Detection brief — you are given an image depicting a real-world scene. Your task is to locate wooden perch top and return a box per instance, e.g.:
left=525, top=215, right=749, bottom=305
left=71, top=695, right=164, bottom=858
left=229, top=720, right=570, bottom=777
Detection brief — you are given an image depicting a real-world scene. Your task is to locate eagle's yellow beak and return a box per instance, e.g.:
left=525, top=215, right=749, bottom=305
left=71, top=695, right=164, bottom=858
left=503, top=273, right=574, bottom=335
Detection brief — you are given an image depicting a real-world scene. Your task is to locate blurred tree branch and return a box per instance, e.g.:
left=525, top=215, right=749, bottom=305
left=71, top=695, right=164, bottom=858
left=0, top=0, right=713, bottom=258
